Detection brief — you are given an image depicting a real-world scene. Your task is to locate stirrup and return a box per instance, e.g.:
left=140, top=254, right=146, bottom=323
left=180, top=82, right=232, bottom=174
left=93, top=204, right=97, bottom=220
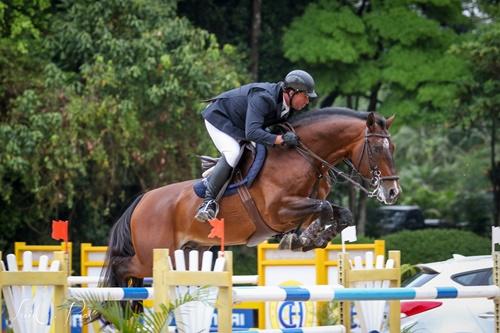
left=195, top=199, right=220, bottom=222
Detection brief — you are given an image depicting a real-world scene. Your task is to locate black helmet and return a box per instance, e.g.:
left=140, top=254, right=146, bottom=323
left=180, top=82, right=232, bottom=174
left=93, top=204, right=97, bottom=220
left=284, top=69, right=317, bottom=99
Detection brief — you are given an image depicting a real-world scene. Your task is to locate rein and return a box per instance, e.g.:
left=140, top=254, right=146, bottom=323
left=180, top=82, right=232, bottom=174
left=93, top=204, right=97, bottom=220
left=281, top=123, right=399, bottom=198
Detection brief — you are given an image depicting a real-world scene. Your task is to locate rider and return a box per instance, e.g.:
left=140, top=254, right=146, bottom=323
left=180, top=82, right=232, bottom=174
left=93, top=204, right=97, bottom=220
left=195, top=69, right=318, bottom=222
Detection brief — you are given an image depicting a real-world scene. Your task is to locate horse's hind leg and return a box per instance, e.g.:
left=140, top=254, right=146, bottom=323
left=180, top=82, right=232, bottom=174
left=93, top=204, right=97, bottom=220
left=109, top=255, right=150, bottom=312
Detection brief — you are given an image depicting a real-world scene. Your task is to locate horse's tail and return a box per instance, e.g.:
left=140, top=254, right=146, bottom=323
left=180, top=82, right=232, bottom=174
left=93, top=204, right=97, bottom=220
left=85, top=194, right=145, bottom=324
left=99, top=194, right=144, bottom=289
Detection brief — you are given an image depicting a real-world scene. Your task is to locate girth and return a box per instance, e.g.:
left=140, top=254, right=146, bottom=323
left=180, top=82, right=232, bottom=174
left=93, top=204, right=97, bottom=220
left=234, top=171, right=280, bottom=246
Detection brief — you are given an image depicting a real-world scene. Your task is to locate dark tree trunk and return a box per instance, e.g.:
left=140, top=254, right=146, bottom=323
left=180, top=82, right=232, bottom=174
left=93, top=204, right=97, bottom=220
left=357, top=184, right=368, bottom=235
left=320, top=90, right=339, bottom=107
left=250, top=0, right=262, bottom=81
left=354, top=96, right=360, bottom=110
left=346, top=95, right=353, bottom=109
left=348, top=184, right=357, bottom=224
left=368, top=82, right=381, bottom=111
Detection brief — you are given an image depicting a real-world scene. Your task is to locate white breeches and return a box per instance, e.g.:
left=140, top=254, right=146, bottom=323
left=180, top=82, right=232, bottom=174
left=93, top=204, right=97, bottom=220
left=205, top=120, right=240, bottom=167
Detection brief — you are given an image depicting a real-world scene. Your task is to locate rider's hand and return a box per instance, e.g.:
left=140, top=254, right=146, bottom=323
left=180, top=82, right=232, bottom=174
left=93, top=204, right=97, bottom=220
left=281, top=132, right=300, bottom=147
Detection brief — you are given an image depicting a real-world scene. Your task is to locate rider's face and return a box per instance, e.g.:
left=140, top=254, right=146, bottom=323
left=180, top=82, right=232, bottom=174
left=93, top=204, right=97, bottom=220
left=291, top=91, right=310, bottom=110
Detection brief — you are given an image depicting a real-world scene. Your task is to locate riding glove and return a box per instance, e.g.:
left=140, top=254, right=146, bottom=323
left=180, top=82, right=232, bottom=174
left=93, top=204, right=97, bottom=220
left=282, top=132, right=300, bottom=147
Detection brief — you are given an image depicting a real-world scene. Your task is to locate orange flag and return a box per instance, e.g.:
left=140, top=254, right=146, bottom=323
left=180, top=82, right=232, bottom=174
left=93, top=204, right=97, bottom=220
left=51, top=220, right=69, bottom=242
left=208, top=217, right=225, bottom=253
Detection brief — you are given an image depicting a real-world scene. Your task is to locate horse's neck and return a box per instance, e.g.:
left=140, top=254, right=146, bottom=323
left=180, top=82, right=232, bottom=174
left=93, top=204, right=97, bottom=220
left=295, top=119, right=364, bottom=164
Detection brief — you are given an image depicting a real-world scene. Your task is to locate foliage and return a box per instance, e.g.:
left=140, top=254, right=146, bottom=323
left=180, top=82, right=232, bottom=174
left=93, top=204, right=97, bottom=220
left=391, top=125, right=492, bottom=233
left=283, top=0, right=472, bottom=121
left=64, top=287, right=214, bottom=333
left=451, top=22, right=500, bottom=128
left=383, top=229, right=490, bottom=265
left=229, top=246, right=258, bottom=275
left=0, top=0, right=51, bottom=53
left=316, top=301, right=340, bottom=326
left=450, top=22, right=500, bottom=226
left=401, top=263, right=418, bottom=282
left=0, top=0, right=248, bottom=250
left=281, top=0, right=476, bottom=232
left=177, top=0, right=312, bottom=81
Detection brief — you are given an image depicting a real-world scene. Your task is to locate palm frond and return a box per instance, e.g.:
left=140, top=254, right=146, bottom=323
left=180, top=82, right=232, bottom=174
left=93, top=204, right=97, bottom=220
left=61, top=286, right=214, bottom=333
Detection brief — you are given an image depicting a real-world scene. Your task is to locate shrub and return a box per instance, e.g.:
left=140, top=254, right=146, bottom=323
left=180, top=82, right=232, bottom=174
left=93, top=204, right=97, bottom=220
left=383, top=228, right=490, bottom=265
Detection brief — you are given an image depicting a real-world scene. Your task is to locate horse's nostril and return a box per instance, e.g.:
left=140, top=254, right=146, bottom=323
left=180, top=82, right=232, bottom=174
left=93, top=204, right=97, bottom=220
left=389, top=188, right=397, bottom=198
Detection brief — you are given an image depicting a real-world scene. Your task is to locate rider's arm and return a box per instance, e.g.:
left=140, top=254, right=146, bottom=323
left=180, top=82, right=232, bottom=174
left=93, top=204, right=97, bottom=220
left=245, top=91, right=280, bottom=146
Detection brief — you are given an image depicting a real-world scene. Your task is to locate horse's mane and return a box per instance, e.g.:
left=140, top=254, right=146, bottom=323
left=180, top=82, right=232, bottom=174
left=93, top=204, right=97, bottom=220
left=289, top=107, right=386, bottom=128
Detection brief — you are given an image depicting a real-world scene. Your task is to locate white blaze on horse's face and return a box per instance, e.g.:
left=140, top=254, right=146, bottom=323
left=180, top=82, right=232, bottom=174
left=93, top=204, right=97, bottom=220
left=383, top=138, right=390, bottom=150
left=373, top=137, right=401, bottom=205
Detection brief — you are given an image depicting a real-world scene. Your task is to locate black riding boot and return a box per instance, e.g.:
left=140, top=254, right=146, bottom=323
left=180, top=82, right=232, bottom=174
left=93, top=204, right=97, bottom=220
left=195, top=157, right=233, bottom=222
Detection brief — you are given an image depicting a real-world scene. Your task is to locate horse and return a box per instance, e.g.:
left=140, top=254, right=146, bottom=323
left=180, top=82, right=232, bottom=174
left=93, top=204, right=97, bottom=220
left=100, top=107, right=401, bottom=290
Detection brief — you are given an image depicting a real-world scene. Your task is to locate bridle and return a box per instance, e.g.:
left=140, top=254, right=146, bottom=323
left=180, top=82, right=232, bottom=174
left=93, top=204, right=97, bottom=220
left=347, top=128, right=400, bottom=188
left=285, top=124, right=399, bottom=199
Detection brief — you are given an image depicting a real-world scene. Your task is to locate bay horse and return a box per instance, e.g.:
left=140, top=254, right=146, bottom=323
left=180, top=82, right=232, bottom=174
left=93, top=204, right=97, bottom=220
left=100, top=107, right=400, bottom=289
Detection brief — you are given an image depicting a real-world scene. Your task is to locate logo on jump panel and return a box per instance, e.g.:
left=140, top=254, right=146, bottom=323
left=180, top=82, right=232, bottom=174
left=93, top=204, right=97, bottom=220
left=269, top=280, right=315, bottom=329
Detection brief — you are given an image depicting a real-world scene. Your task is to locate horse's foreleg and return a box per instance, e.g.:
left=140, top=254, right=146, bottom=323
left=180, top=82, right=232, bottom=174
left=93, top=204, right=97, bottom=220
left=277, top=197, right=353, bottom=251
left=276, top=196, right=331, bottom=251
left=278, top=196, right=334, bottom=226
left=300, top=203, right=353, bottom=251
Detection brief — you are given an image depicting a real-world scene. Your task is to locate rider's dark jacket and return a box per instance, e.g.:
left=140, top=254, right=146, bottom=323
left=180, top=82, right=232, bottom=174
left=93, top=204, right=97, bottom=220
left=202, top=82, right=290, bottom=146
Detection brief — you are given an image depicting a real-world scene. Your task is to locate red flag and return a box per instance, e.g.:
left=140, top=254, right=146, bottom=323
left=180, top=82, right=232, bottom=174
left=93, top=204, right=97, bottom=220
left=51, top=220, right=69, bottom=242
left=208, top=218, right=225, bottom=253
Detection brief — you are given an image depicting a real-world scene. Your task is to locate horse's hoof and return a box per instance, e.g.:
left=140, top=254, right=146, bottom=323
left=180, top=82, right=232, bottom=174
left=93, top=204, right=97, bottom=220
left=278, top=234, right=292, bottom=250
left=278, top=233, right=302, bottom=251
left=332, top=205, right=353, bottom=232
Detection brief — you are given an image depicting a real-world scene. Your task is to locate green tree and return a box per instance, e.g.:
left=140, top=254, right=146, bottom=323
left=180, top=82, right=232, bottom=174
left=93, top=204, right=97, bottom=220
left=392, top=125, right=492, bottom=233
left=0, top=0, right=247, bottom=250
left=0, top=0, right=51, bottom=53
left=451, top=22, right=500, bottom=226
left=283, top=0, right=472, bottom=119
left=0, top=0, right=52, bottom=116
left=282, top=0, right=474, bottom=233
left=177, top=0, right=312, bottom=81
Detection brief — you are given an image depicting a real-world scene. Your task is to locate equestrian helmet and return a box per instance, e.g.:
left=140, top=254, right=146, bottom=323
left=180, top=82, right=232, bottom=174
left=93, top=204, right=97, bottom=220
left=284, top=69, right=318, bottom=98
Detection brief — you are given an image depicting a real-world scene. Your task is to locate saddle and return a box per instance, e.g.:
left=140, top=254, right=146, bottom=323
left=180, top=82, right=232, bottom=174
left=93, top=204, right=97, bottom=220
left=193, top=143, right=280, bottom=246
left=193, top=143, right=267, bottom=198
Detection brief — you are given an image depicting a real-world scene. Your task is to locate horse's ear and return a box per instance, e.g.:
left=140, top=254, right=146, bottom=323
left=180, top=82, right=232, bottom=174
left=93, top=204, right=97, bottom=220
left=386, top=115, right=395, bottom=129
left=366, top=112, right=376, bottom=130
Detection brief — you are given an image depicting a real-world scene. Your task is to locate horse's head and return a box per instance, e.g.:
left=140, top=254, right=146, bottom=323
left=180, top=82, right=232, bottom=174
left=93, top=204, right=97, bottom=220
left=350, top=112, right=401, bottom=204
